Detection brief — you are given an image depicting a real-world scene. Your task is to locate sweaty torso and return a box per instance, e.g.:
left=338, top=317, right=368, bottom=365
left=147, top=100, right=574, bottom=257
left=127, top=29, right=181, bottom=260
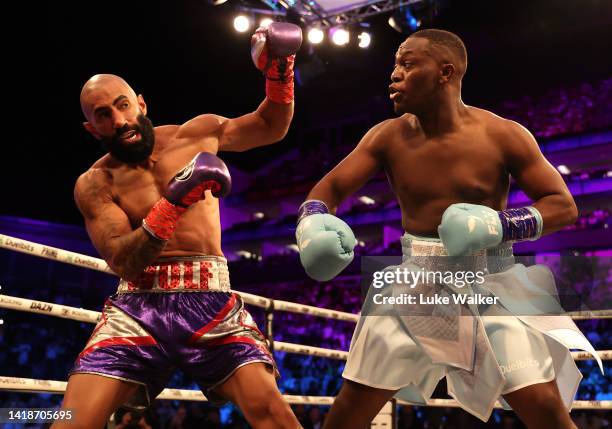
left=381, top=108, right=511, bottom=236
left=90, top=123, right=223, bottom=257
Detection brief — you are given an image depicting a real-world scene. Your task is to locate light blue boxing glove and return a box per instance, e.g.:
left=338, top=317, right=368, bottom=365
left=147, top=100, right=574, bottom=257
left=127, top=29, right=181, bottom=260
left=438, top=203, right=543, bottom=256
left=295, top=200, right=356, bottom=281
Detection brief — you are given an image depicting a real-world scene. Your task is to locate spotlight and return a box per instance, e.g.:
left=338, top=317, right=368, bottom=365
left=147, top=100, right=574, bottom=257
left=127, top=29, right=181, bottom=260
left=233, top=15, right=251, bottom=33
left=208, top=0, right=228, bottom=5
left=358, top=196, right=375, bottom=205
left=557, top=165, right=571, bottom=175
left=236, top=250, right=252, bottom=258
left=331, top=27, right=349, bottom=46
left=358, top=31, right=371, bottom=48
left=388, top=7, right=420, bottom=34
left=260, top=17, right=274, bottom=28
left=307, top=27, right=324, bottom=44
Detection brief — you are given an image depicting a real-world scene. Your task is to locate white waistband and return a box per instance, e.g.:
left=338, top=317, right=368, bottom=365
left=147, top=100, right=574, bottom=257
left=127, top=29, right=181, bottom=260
left=117, top=256, right=231, bottom=293
left=401, top=233, right=515, bottom=273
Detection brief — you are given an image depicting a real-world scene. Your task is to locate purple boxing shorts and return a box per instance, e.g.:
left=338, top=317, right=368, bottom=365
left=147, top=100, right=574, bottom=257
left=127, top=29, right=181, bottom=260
left=70, top=256, right=276, bottom=409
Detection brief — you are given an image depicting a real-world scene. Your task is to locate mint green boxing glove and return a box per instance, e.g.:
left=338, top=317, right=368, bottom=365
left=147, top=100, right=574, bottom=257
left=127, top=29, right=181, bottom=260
left=438, top=203, right=543, bottom=256
left=296, top=200, right=356, bottom=281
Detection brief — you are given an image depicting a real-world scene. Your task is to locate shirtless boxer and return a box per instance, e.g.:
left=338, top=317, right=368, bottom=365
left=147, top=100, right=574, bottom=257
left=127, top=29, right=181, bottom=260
left=52, top=23, right=303, bottom=429
left=295, top=29, right=599, bottom=428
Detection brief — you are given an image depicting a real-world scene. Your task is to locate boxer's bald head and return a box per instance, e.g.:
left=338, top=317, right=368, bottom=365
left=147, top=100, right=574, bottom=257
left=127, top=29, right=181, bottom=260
left=80, top=74, right=139, bottom=120
left=80, top=74, right=154, bottom=164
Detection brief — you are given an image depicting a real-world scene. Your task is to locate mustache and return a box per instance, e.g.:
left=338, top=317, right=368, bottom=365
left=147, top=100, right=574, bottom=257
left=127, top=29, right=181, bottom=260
left=115, top=123, right=139, bottom=137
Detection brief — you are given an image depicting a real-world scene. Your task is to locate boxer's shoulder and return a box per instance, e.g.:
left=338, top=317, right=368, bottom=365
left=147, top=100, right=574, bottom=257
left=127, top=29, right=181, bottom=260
left=154, top=124, right=181, bottom=141
left=153, top=114, right=226, bottom=155
left=475, top=108, right=537, bottom=154
left=363, top=116, right=409, bottom=141
left=175, top=114, right=226, bottom=140
left=80, top=154, right=120, bottom=186
left=471, top=106, right=527, bottom=139
left=370, top=114, right=421, bottom=152
left=76, top=166, right=112, bottom=191
left=395, top=113, right=421, bottom=134
left=74, top=166, right=113, bottom=212
left=354, top=119, right=395, bottom=157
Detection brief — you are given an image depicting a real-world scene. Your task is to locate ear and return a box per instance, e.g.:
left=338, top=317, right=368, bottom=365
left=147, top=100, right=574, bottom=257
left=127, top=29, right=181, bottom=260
left=83, top=121, right=102, bottom=140
left=137, top=94, right=147, bottom=116
left=439, top=63, right=455, bottom=83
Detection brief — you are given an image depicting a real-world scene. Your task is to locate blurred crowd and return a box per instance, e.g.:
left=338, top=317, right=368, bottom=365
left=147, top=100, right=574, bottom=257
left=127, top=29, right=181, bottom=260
left=239, top=78, right=611, bottom=195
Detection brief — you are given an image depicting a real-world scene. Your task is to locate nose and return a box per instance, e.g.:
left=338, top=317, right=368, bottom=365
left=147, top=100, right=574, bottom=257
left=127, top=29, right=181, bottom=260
left=391, top=66, right=402, bottom=83
left=111, top=108, right=128, bottom=130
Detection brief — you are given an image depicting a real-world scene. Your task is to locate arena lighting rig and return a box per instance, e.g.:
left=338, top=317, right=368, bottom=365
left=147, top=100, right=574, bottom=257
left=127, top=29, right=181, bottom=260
left=227, top=0, right=429, bottom=48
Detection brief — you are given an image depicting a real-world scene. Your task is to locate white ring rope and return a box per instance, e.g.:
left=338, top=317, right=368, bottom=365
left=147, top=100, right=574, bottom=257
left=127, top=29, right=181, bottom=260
left=0, top=294, right=610, bottom=363
left=1, top=234, right=609, bottom=322
left=1, top=376, right=609, bottom=409
left=0, top=234, right=358, bottom=322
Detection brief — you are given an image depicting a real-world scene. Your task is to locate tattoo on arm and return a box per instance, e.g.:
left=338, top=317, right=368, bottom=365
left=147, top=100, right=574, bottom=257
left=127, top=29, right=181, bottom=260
left=78, top=173, right=167, bottom=280
left=108, top=227, right=166, bottom=279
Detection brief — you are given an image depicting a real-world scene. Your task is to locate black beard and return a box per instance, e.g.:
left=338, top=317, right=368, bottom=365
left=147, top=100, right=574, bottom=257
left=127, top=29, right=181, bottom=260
left=100, top=113, right=155, bottom=163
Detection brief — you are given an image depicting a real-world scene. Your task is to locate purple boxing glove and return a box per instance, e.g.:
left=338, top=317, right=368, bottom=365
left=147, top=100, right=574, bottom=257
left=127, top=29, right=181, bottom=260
left=251, top=22, right=302, bottom=104
left=166, top=152, right=232, bottom=207
left=142, top=153, right=231, bottom=241
left=251, top=22, right=302, bottom=62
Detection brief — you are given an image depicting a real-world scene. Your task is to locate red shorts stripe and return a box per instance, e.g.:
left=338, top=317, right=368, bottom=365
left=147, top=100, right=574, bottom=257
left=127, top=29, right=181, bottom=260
left=205, top=335, right=259, bottom=347
left=78, top=335, right=158, bottom=360
left=187, top=294, right=238, bottom=345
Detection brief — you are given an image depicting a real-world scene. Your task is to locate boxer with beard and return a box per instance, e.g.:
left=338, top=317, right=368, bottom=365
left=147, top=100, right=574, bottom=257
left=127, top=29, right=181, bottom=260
left=98, top=112, right=155, bottom=164
left=52, top=22, right=303, bottom=429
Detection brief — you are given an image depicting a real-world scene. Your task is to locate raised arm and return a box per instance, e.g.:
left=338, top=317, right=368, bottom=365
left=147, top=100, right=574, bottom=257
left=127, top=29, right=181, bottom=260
left=74, top=170, right=165, bottom=280
left=172, top=24, right=301, bottom=153
left=219, top=22, right=301, bottom=152
left=216, top=98, right=294, bottom=152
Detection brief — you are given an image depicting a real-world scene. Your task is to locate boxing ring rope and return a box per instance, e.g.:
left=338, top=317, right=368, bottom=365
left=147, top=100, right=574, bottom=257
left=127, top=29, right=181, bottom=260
left=0, top=234, right=360, bottom=322
left=0, top=293, right=610, bottom=363
left=1, top=234, right=609, bottom=321
left=0, top=376, right=336, bottom=406
left=0, top=233, right=610, bottom=411
left=1, top=376, right=610, bottom=410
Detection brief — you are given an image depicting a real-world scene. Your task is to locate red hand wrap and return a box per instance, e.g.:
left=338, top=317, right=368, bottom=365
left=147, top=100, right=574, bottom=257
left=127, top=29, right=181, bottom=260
left=179, top=181, right=222, bottom=207
left=266, top=71, right=294, bottom=104
left=258, top=48, right=295, bottom=104
left=142, top=198, right=187, bottom=241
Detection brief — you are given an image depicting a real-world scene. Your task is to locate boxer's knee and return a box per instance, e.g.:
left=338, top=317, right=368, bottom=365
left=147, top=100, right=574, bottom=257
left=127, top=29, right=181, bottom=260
left=528, top=395, right=574, bottom=429
left=242, top=389, right=298, bottom=428
left=505, top=381, right=575, bottom=429
left=267, top=395, right=298, bottom=426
